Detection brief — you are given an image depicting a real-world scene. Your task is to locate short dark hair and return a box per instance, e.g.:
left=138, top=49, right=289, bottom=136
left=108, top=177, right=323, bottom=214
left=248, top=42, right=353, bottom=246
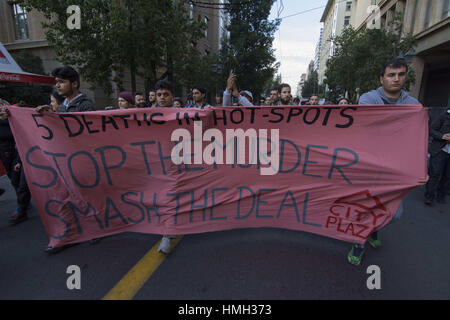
left=51, top=66, right=80, bottom=89
left=279, top=83, right=291, bottom=91
left=51, top=88, right=65, bottom=104
left=135, top=92, right=144, bottom=96
left=381, top=58, right=408, bottom=77
left=192, top=85, right=206, bottom=95
left=309, top=94, right=319, bottom=99
left=155, top=80, right=174, bottom=94
left=271, top=87, right=280, bottom=93
left=338, top=97, right=352, bottom=104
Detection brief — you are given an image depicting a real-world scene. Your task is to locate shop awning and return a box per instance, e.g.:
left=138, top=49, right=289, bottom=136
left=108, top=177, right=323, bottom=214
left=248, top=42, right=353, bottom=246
left=0, top=42, right=55, bottom=86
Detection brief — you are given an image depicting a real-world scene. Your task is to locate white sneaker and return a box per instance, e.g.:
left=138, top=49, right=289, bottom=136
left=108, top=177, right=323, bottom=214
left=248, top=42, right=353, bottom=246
left=158, top=236, right=171, bottom=254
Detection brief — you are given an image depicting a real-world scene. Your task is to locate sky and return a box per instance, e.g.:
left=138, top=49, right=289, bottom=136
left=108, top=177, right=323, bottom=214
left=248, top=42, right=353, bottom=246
left=269, top=0, right=328, bottom=95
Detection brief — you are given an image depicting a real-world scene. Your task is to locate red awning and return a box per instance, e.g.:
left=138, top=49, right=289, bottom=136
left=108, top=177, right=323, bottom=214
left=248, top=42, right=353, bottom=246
left=0, top=42, right=55, bottom=86
left=0, top=70, right=55, bottom=85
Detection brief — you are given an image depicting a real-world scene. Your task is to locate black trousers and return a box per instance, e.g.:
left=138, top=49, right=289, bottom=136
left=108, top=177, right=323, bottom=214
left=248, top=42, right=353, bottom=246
left=425, top=150, right=450, bottom=201
left=0, top=142, right=31, bottom=214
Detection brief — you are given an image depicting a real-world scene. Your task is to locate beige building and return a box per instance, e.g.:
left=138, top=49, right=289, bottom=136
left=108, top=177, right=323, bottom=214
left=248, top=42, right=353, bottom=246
left=0, top=0, right=224, bottom=107
left=318, top=0, right=354, bottom=84
left=350, top=0, right=450, bottom=107
left=296, top=73, right=307, bottom=98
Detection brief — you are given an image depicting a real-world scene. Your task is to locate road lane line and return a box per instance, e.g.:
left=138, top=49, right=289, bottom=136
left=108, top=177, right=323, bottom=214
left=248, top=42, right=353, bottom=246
left=102, top=236, right=183, bottom=300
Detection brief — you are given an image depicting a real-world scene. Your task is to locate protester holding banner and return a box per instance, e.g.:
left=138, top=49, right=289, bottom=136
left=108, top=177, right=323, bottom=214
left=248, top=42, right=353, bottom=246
left=33, top=66, right=97, bottom=254
left=0, top=98, right=32, bottom=226
left=34, top=66, right=95, bottom=114
left=50, top=89, right=64, bottom=112
left=347, top=58, right=421, bottom=266
left=154, top=79, right=177, bottom=253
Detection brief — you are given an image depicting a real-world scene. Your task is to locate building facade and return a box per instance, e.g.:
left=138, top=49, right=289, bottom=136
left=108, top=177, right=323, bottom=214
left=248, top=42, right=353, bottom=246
left=314, top=28, right=323, bottom=72
left=318, top=0, right=354, bottom=84
left=296, top=73, right=306, bottom=98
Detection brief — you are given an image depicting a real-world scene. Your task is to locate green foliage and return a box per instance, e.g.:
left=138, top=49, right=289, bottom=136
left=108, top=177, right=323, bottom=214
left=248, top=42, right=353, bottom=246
left=0, top=51, right=52, bottom=106
left=324, top=15, right=416, bottom=103
left=262, top=73, right=282, bottom=96
left=218, top=0, right=280, bottom=99
left=19, top=0, right=206, bottom=95
left=302, top=70, right=325, bottom=99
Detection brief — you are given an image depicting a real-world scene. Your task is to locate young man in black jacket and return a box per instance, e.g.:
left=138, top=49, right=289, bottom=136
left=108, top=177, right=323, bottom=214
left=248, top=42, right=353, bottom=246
left=425, top=108, right=450, bottom=205
left=36, top=66, right=95, bottom=113
left=0, top=100, right=31, bottom=226
left=2, top=67, right=97, bottom=253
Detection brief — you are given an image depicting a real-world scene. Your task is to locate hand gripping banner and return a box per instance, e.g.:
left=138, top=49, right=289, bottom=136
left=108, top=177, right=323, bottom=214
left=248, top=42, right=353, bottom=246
left=7, top=105, right=428, bottom=247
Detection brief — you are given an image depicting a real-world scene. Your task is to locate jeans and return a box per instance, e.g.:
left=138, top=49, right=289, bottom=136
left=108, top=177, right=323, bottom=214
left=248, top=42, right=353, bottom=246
left=0, top=145, right=31, bottom=214
left=425, top=150, right=450, bottom=201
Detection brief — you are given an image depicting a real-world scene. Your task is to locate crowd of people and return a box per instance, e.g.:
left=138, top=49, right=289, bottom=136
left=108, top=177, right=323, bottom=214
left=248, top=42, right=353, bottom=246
left=109, top=72, right=353, bottom=111
left=0, top=58, right=449, bottom=266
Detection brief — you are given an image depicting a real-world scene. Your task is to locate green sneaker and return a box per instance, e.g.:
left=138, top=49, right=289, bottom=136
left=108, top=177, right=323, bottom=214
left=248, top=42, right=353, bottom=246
left=347, top=245, right=365, bottom=266
left=368, top=236, right=381, bottom=249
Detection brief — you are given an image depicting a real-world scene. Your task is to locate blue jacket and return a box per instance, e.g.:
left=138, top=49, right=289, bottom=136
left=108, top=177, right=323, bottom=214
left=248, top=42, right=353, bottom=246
left=359, top=87, right=420, bottom=105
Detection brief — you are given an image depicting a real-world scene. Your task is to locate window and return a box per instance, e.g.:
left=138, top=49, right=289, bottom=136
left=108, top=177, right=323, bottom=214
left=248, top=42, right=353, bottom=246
left=189, top=3, right=194, bottom=19
left=346, top=1, right=352, bottom=11
left=204, top=16, right=209, bottom=38
left=344, top=16, right=351, bottom=26
left=443, top=0, right=450, bottom=19
left=12, top=3, right=29, bottom=40
left=423, top=0, right=433, bottom=29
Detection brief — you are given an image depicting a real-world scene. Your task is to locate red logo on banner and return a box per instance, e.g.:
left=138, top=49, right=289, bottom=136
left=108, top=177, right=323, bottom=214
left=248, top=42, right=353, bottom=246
left=326, top=190, right=388, bottom=239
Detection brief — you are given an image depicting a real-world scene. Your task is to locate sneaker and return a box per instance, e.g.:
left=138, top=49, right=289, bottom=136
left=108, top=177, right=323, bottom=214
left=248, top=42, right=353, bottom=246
left=9, top=208, right=28, bottom=226
left=368, top=236, right=381, bottom=249
left=347, top=244, right=365, bottom=266
left=0, top=188, right=5, bottom=197
left=424, top=199, right=434, bottom=206
left=157, top=236, right=171, bottom=254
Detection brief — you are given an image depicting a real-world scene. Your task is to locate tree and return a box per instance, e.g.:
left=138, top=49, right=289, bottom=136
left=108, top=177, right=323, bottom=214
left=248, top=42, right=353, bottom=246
left=19, top=0, right=206, bottom=96
left=218, top=0, right=280, bottom=100
left=324, top=15, right=416, bottom=103
left=263, top=73, right=282, bottom=97
left=302, top=70, right=324, bottom=99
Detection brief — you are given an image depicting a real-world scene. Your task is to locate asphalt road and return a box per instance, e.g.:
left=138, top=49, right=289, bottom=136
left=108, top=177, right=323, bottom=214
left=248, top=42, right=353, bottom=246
left=1, top=174, right=449, bottom=300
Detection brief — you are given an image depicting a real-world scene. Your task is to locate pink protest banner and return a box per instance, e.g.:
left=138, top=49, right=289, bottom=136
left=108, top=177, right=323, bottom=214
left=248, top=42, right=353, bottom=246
left=7, top=104, right=427, bottom=247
